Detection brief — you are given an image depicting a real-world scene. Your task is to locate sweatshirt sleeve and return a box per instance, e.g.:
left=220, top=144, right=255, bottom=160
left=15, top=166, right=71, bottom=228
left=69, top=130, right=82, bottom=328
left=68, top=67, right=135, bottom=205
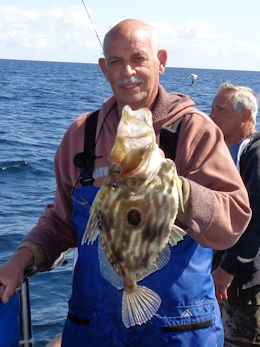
left=175, top=112, right=251, bottom=250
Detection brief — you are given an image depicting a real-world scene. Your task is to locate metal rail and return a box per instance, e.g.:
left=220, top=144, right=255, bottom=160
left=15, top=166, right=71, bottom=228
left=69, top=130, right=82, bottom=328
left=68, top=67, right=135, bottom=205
left=16, top=268, right=39, bottom=347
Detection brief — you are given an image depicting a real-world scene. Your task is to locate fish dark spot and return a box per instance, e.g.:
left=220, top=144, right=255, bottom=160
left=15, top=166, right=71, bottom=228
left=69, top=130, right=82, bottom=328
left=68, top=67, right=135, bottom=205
left=127, top=208, right=141, bottom=226
left=100, top=211, right=111, bottom=241
left=142, top=225, right=157, bottom=243
left=114, top=249, right=122, bottom=263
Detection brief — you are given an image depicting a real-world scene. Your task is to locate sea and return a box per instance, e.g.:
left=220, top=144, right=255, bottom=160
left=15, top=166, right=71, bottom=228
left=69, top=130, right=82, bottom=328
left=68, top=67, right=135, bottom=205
left=0, top=58, right=260, bottom=346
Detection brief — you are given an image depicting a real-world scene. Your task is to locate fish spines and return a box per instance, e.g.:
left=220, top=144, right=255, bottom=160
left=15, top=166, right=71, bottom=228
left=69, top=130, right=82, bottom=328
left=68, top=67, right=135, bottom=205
left=122, top=285, right=161, bottom=328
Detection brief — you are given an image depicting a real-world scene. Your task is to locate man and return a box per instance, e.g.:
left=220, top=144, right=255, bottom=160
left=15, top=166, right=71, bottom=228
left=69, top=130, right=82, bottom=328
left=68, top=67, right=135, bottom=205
left=0, top=20, right=251, bottom=346
left=210, top=82, right=260, bottom=346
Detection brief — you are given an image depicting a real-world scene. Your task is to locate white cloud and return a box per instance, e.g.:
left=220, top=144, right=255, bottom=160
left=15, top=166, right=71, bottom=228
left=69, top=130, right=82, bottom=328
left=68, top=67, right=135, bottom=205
left=1, top=5, right=39, bottom=22
left=0, top=5, right=259, bottom=70
left=0, top=5, right=101, bottom=62
left=177, top=20, right=212, bottom=39
left=49, top=7, right=64, bottom=20
left=152, top=22, right=178, bottom=39
left=153, top=19, right=260, bottom=70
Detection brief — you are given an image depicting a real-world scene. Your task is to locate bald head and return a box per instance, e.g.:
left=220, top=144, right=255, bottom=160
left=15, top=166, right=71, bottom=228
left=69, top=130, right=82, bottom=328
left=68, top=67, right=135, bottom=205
left=103, top=19, right=159, bottom=59
left=98, top=18, right=167, bottom=114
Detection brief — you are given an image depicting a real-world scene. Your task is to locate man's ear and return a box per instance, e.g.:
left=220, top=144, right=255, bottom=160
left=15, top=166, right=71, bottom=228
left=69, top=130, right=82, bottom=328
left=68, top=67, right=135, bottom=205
left=157, top=49, right=167, bottom=75
left=99, top=58, right=109, bottom=80
left=243, top=108, right=252, bottom=122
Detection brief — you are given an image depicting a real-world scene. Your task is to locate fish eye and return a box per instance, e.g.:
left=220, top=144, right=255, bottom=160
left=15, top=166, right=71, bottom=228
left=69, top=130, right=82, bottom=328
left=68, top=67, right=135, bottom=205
left=113, top=166, right=121, bottom=174
left=110, top=164, right=121, bottom=174
left=127, top=208, right=141, bottom=227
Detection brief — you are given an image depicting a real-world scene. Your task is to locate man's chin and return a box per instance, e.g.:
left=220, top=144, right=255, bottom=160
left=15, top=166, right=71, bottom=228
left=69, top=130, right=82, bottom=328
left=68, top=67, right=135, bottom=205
left=119, top=96, right=146, bottom=109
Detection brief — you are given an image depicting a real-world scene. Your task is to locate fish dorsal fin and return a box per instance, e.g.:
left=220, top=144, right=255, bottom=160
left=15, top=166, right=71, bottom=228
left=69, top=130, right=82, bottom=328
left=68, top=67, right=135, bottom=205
left=122, top=285, right=161, bottom=328
left=169, top=225, right=186, bottom=246
left=98, top=237, right=124, bottom=289
left=81, top=193, right=101, bottom=245
left=136, top=244, right=171, bottom=282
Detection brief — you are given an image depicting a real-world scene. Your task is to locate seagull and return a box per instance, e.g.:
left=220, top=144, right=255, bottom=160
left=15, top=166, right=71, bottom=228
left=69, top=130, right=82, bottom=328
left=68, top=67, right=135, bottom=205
left=186, top=73, right=198, bottom=85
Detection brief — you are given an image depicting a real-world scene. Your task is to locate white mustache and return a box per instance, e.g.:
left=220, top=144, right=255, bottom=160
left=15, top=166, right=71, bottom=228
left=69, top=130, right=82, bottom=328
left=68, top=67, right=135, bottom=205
left=117, top=76, right=144, bottom=86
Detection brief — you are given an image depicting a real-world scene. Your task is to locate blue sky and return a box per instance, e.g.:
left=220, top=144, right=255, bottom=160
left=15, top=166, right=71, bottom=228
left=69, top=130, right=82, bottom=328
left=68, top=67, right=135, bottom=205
left=1, top=0, right=260, bottom=71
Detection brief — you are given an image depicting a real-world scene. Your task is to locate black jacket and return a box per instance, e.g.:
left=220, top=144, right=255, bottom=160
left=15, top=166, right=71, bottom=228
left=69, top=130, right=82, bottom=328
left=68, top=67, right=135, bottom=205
left=221, top=131, right=260, bottom=289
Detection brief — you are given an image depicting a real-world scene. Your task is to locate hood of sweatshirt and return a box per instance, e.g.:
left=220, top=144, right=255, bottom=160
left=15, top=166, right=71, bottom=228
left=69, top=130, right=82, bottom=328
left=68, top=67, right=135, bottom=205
left=151, top=85, right=196, bottom=135
left=100, top=84, right=198, bottom=138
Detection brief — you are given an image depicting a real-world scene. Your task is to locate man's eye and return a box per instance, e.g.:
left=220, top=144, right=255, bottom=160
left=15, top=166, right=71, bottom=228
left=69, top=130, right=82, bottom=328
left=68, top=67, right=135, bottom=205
left=213, top=106, right=222, bottom=112
left=135, top=56, right=145, bottom=62
left=109, top=59, right=119, bottom=65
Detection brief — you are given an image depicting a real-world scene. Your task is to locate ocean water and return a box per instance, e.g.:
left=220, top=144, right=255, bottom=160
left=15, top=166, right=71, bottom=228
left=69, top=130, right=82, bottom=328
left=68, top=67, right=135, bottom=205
left=0, top=59, right=259, bottom=346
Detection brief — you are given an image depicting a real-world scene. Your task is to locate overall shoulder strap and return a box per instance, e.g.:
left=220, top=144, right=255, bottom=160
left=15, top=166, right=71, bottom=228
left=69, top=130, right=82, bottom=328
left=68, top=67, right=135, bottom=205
left=159, top=116, right=184, bottom=161
left=83, top=109, right=100, bottom=154
left=73, top=109, right=100, bottom=185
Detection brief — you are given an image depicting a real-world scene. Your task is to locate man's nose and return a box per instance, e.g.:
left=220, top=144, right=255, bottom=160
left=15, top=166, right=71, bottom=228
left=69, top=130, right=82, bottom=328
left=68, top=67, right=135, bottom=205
left=122, top=63, right=136, bottom=75
left=209, top=110, right=216, bottom=120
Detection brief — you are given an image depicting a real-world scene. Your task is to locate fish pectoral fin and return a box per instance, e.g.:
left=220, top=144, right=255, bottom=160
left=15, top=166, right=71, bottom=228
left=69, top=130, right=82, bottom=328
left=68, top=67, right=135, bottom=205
left=136, top=244, right=171, bottom=282
left=122, top=285, right=161, bottom=328
left=81, top=197, right=101, bottom=245
left=169, top=225, right=186, bottom=246
left=98, top=237, right=124, bottom=289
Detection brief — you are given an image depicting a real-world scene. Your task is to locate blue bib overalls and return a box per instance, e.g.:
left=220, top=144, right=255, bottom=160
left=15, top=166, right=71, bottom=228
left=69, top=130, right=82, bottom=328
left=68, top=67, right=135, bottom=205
left=61, top=185, right=224, bottom=346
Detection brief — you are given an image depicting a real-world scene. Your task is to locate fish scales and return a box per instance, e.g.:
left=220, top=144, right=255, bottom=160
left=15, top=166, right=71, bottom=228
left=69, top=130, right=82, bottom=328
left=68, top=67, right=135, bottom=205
left=82, top=105, right=186, bottom=328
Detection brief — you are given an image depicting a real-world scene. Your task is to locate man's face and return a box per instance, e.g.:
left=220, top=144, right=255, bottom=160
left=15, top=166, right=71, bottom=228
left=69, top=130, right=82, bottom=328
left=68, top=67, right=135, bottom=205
left=210, top=90, right=244, bottom=142
left=99, top=28, right=165, bottom=112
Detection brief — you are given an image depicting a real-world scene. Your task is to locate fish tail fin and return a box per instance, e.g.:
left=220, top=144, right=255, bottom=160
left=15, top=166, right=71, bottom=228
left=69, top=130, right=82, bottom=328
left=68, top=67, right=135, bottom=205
left=122, top=285, right=161, bottom=328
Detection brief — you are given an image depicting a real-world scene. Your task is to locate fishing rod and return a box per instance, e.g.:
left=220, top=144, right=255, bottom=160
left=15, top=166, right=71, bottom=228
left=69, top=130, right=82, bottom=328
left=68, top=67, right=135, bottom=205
left=81, top=0, right=105, bottom=100
left=82, top=0, right=103, bottom=49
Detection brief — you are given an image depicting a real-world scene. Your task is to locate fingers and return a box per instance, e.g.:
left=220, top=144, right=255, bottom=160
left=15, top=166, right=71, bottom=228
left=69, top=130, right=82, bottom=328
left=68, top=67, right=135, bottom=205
left=0, top=248, right=34, bottom=304
left=213, top=281, right=227, bottom=303
left=0, top=284, right=10, bottom=304
left=0, top=284, right=4, bottom=298
left=0, top=283, right=15, bottom=304
left=222, top=290, right=228, bottom=301
left=215, top=289, right=228, bottom=303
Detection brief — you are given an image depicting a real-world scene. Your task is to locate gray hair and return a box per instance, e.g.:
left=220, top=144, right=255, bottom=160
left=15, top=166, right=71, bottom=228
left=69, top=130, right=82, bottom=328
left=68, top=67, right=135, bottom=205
left=103, top=22, right=160, bottom=60
left=144, top=24, right=160, bottom=59
left=217, top=82, right=258, bottom=125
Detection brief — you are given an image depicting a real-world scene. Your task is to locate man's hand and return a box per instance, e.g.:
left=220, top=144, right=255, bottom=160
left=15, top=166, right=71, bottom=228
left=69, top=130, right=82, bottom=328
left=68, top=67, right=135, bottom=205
left=211, top=266, right=234, bottom=302
left=0, top=247, right=34, bottom=304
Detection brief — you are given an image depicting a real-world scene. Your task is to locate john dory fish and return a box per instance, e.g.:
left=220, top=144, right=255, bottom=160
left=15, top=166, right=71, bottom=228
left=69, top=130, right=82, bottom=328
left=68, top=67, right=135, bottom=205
left=82, top=105, right=186, bottom=328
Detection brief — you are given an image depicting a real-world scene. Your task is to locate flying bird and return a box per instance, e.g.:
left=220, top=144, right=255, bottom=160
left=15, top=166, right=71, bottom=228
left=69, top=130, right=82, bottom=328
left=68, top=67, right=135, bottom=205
left=186, top=73, right=198, bottom=85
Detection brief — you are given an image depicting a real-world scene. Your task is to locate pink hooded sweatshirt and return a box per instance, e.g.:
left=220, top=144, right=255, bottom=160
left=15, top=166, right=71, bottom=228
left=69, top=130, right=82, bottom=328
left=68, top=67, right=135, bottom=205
left=22, top=85, right=251, bottom=269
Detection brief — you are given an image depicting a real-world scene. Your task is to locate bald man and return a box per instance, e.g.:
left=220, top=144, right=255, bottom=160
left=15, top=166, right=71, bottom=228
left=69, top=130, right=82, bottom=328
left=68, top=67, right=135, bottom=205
left=0, top=20, right=251, bottom=346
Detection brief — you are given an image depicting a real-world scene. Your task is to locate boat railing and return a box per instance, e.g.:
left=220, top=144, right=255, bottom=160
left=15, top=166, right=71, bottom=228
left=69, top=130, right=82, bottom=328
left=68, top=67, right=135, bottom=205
left=16, top=268, right=39, bottom=347
left=16, top=251, right=72, bottom=347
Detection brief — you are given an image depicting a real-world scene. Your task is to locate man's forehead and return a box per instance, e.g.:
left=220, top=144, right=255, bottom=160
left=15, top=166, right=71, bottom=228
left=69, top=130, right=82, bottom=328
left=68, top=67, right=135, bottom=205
left=105, top=28, right=151, bottom=49
left=215, top=91, right=232, bottom=103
